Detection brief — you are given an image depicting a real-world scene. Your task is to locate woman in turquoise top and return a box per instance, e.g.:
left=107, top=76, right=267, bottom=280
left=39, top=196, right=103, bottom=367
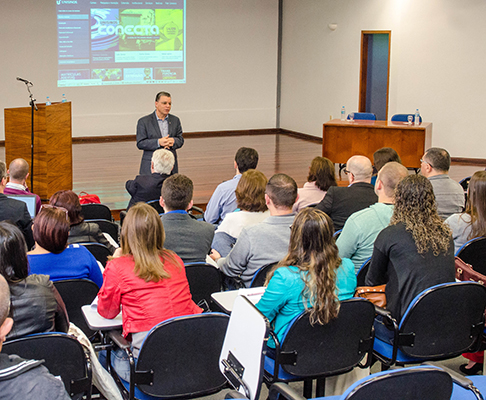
left=256, top=208, right=356, bottom=348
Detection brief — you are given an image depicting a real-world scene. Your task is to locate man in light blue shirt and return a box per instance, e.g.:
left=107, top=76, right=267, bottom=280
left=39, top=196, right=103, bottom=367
left=337, top=161, right=408, bottom=272
left=204, top=147, right=259, bottom=224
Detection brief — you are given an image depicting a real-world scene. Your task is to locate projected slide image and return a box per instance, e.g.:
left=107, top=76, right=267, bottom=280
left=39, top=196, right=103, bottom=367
left=57, top=0, right=186, bottom=87
left=91, top=69, right=122, bottom=81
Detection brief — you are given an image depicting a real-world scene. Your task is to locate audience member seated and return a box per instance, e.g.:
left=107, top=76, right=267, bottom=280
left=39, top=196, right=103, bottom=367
left=446, top=170, right=486, bottom=253
left=315, top=155, right=378, bottom=231
left=365, top=174, right=455, bottom=342
left=0, top=160, right=34, bottom=250
left=97, top=203, right=201, bottom=381
left=212, top=169, right=269, bottom=257
left=160, top=174, right=214, bottom=263
left=3, top=158, right=41, bottom=214
left=27, top=206, right=103, bottom=288
left=126, top=148, right=174, bottom=209
left=371, top=147, right=402, bottom=186
left=0, top=221, right=68, bottom=340
left=256, top=208, right=356, bottom=349
left=456, top=174, right=486, bottom=374
left=0, top=275, right=71, bottom=399
left=420, top=147, right=464, bottom=219
left=204, top=147, right=259, bottom=224
left=337, top=162, right=408, bottom=272
left=292, top=156, right=337, bottom=213
left=211, top=173, right=297, bottom=287
left=50, top=190, right=116, bottom=254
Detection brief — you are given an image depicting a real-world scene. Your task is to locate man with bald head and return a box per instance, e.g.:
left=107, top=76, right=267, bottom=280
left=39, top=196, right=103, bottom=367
left=315, top=155, right=378, bottom=231
left=337, top=161, right=408, bottom=272
left=4, top=158, right=41, bottom=214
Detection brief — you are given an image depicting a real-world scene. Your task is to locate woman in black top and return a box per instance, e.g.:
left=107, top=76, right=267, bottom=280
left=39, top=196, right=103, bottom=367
left=365, top=174, right=455, bottom=340
left=0, top=221, right=69, bottom=340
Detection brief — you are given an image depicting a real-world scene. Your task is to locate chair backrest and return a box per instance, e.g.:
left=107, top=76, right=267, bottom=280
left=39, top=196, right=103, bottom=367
left=391, top=114, right=423, bottom=123
left=79, top=242, right=111, bottom=266
left=456, top=237, right=486, bottom=275
left=333, top=229, right=342, bottom=240
left=459, top=176, right=471, bottom=192
left=250, top=262, right=278, bottom=288
left=279, top=298, right=375, bottom=378
left=85, top=219, right=120, bottom=244
left=81, top=203, right=113, bottom=221
left=342, top=366, right=452, bottom=400
left=54, top=279, right=100, bottom=338
left=146, top=199, right=164, bottom=214
left=3, top=332, right=92, bottom=398
left=397, top=282, right=486, bottom=359
left=348, top=112, right=376, bottom=121
left=220, top=296, right=270, bottom=400
left=356, top=258, right=371, bottom=286
left=135, top=313, right=230, bottom=398
left=184, top=263, right=222, bottom=306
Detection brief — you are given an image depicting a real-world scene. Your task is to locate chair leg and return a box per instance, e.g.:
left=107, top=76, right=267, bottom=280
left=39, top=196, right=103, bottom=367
left=315, top=377, right=325, bottom=397
left=303, top=380, right=313, bottom=398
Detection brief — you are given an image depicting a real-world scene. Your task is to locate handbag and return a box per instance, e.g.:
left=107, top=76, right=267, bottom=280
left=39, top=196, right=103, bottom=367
left=79, top=191, right=101, bottom=205
left=455, top=256, right=486, bottom=286
left=355, top=284, right=387, bottom=308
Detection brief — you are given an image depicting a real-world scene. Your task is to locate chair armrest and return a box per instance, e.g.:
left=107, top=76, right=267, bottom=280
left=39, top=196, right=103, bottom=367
left=374, top=305, right=391, bottom=318
left=269, top=383, right=306, bottom=400
left=424, top=362, right=483, bottom=400
left=225, top=390, right=249, bottom=399
left=108, top=330, right=131, bottom=350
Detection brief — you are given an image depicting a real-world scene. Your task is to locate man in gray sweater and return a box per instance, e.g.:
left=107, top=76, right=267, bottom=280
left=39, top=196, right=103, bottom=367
left=211, top=173, right=297, bottom=287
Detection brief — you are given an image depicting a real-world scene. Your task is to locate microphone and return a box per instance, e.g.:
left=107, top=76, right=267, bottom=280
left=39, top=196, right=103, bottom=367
left=16, top=77, right=33, bottom=85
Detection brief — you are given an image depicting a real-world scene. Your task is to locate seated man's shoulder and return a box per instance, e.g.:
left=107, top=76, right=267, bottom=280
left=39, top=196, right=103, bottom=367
left=0, top=355, right=70, bottom=399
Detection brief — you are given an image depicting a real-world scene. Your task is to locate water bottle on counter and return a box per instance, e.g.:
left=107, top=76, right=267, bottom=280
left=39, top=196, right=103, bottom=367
left=414, top=109, right=420, bottom=125
left=61, top=94, right=67, bottom=103
left=46, top=96, right=51, bottom=106
left=341, top=106, right=346, bottom=121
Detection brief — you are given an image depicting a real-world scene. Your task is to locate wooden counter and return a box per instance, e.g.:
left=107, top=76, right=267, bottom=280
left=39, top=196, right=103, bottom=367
left=322, top=119, right=432, bottom=168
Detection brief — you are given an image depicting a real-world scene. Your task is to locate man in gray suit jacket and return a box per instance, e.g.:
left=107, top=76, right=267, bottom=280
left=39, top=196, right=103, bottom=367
left=136, top=91, right=184, bottom=175
left=160, top=174, right=214, bottom=264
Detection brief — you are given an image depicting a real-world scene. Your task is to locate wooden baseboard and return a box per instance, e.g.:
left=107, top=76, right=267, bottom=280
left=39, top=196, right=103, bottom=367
left=1, top=131, right=485, bottom=165
left=451, top=157, right=486, bottom=167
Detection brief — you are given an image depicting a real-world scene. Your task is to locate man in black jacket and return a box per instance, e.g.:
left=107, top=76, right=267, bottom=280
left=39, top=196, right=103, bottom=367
left=315, top=155, right=378, bottom=231
left=0, top=161, right=34, bottom=249
left=126, top=148, right=175, bottom=209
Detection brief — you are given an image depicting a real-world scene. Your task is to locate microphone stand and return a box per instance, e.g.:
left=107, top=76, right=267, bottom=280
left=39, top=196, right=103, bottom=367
left=21, top=81, right=37, bottom=191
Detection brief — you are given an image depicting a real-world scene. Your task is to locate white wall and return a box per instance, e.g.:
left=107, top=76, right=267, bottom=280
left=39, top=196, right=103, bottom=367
left=0, top=0, right=278, bottom=138
left=279, top=0, right=486, bottom=159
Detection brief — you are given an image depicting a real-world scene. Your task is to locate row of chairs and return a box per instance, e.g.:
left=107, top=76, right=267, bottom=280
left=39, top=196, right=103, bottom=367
left=4, top=281, right=486, bottom=399
left=343, top=113, right=423, bottom=123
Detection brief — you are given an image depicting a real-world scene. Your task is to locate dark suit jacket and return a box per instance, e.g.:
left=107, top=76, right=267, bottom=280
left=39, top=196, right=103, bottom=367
left=315, top=182, right=378, bottom=231
left=160, top=212, right=214, bottom=264
left=125, top=173, right=170, bottom=209
left=136, top=111, right=184, bottom=175
left=0, top=193, right=34, bottom=249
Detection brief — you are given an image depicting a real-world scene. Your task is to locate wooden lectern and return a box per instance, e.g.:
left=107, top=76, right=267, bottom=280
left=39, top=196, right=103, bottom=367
left=4, top=102, right=72, bottom=201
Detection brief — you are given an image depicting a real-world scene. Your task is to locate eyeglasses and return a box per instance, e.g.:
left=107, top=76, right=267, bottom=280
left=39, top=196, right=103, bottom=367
left=40, top=204, right=69, bottom=221
left=343, top=169, right=353, bottom=176
left=420, top=158, right=433, bottom=168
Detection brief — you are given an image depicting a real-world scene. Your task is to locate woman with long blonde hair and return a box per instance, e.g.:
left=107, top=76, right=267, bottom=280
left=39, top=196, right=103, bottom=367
left=97, top=203, right=201, bottom=380
left=446, top=170, right=486, bottom=253
left=255, top=208, right=356, bottom=349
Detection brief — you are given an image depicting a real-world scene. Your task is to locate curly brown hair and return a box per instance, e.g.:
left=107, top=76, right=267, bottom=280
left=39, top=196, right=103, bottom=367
left=265, top=208, right=340, bottom=325
left=390, top=174, right=451, bottom=255
left=235, top=170, right=268, bottom=212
